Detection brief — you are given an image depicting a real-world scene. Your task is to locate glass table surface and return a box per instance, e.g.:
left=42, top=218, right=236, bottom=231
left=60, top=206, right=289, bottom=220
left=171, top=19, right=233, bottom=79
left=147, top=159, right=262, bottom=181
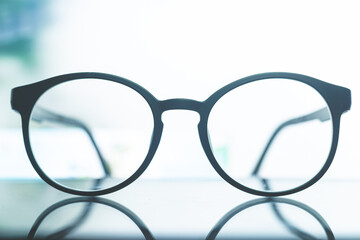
left=0, top=178, right=359, bottom=240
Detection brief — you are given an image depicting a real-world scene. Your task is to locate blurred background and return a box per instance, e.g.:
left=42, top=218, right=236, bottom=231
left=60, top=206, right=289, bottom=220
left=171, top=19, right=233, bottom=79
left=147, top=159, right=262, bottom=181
left=0, top=0, right=359, bottom=180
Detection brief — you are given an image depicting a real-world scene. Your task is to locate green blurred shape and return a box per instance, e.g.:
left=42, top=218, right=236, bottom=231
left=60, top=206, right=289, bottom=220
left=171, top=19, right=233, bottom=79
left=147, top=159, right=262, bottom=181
left=0, top=0, right=46, bottom=66
left=214, top=145, right=229, bottom=166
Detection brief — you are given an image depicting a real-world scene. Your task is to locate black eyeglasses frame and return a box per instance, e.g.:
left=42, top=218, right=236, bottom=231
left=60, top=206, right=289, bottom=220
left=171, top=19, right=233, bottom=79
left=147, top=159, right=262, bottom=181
left=11, top=72, right=351, bottom=197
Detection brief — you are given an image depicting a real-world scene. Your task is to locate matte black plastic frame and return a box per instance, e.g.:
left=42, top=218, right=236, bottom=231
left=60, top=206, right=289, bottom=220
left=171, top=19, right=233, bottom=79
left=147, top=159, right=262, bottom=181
left=11, top=72, right=351, bottom=197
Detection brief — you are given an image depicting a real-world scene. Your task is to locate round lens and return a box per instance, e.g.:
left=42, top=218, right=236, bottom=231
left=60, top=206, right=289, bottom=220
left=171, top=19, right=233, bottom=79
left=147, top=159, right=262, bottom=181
left=208, top=78, right=333, bottom=193
left=29, top=79, right=154, bottom=192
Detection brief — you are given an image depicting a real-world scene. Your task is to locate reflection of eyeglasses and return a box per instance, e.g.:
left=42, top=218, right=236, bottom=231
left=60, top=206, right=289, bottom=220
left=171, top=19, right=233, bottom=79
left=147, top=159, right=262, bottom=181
left=11, top=72, right=351, bottom=196
left=27, top=197, right=155, bottom=240
left=206, top=197, right=334, bottom=240
left=27, top=196, right=334, bottom=240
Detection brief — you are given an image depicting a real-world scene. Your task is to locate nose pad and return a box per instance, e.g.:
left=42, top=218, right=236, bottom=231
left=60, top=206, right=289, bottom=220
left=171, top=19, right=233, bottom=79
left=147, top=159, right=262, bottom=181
left=160, top=110, right=201, bottom=151
left=146, top=110, right=213, bottom=179
left=207, top=130, right=213, bottom=149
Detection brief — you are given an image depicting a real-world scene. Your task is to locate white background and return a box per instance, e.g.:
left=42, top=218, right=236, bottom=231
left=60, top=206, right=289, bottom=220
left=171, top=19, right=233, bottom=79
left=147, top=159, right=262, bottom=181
left=0, top=0, right=359, bottom=179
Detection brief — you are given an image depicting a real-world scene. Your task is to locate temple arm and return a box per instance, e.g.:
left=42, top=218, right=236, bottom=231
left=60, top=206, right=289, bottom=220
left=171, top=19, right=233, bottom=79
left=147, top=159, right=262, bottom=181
left=31, top=106, right=111, bottom=176
left=251, top=107, right=330, bottom=176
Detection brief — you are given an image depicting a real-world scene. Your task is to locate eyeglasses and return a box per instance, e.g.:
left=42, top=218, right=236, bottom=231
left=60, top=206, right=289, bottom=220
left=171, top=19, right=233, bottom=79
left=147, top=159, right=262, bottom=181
left=11, top=72, right=351, bottom=196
